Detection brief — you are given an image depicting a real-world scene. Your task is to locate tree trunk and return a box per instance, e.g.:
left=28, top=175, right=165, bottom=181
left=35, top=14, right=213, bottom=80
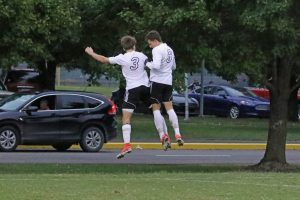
left=253, top=57, right=293, bottom=171
left=288, top=75, right=298, bottom=121
left=288, top=87, right=298, bottom=121
left=45, top=61, right=56, bottom=90
left=36, top=60, right=56, bottom=90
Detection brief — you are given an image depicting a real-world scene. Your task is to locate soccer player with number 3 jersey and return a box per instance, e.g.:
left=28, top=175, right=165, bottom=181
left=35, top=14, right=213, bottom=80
left=85, top=35, right=169, bottom=159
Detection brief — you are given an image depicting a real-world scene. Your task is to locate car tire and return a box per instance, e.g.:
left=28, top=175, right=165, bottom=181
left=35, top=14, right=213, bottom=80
left=0, top=126, right=20, bottom=152
left=52, top=144, right=73, bottom=152
left=80, top=127, right=104, bottom=152
left=228, top=106, right=240, bottom=119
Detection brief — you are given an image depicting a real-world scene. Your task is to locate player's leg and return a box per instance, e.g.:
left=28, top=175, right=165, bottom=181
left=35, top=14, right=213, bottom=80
left=141, top=85, right=168, bottom=137
left=116, top=89, right=137, bottom=159
left=116, top=109, right=133, bottom=159
left=162, top=86, right=184, bottom=146
left=150, top=83, right=171, bottom=150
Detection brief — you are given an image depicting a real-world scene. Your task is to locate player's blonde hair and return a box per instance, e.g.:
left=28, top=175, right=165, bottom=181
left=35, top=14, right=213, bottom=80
left=120, top=36, right=136, bottom=50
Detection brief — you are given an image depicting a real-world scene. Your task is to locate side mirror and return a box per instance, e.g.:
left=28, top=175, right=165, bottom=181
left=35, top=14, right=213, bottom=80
left=24, top=106, right=39, bottom=113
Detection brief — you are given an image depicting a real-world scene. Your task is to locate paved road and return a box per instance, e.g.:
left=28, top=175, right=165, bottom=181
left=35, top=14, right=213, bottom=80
left=1, top=149, right=300, bottom=164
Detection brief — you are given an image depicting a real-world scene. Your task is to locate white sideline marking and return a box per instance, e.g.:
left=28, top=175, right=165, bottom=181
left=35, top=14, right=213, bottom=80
left=156, top=154, right=231, bottom=157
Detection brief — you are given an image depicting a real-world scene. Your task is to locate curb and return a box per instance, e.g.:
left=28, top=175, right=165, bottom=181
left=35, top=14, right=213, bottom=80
left=102, top=143, right=300, bottom=150
left=18, top=143, right=300, bottom=150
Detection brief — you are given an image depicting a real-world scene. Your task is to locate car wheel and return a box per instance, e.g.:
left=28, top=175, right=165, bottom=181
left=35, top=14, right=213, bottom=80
left=80, top=127, right=104, bottom=152
left=228, top=106, right=240, bottom=119
left=0, top=126, right=19, bottom=152
left=52, top=144, right=73, bottom=152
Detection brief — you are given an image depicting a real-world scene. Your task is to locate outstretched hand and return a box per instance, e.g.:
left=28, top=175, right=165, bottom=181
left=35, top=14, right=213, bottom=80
left=85, top=47, right=94, bottom=55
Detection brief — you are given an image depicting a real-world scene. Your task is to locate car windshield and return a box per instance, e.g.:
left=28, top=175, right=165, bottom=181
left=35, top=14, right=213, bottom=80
left=0, top=93, right=35, bottom=111
left=224, top=87, right=246, bottom=97
left=5, top=70, right=40, bottom=83
left=233, top=87, right=258, bottom=98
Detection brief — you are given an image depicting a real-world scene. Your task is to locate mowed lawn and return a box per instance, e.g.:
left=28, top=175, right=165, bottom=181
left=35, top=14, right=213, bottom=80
left=115, top=114, right=300, bottom=142
left=1, top=164, right=300, bottom=200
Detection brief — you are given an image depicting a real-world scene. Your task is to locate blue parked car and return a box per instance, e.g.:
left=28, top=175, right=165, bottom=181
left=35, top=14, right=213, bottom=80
left=189, top=85, right=270, bottom=119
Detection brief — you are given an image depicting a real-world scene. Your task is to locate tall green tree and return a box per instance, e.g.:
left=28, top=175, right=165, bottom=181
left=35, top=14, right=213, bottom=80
left=217, top=0, right=300, bottom=170
left=119, top=0, right=221, bottom=70
left=72, top=0, right=129, bottom=84
left=0, top=0, right=81, bottom=89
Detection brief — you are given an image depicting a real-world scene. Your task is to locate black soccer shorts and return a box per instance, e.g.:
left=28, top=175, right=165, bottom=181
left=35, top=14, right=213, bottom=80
left=122, top=85, right=151, bottom=110
left=150, top=82, right=173, bottom=104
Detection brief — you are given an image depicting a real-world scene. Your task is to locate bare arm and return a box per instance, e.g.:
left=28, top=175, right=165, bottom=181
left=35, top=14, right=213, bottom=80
left=85, top=47, right=109, bottom=64
left=172, top=58, right=176, bottom=70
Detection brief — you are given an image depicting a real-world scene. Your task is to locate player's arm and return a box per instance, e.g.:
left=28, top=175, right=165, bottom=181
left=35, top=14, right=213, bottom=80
left=172, top=57, right=176, bottom=70
left=85, top=47, right=109, bottom=64
left=145, top=50, right=162, bottom=69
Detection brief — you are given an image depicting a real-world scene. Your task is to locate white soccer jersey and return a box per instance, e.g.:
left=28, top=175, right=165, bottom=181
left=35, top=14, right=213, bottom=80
left=146, top=43, right=176, bottom=85
left=109, top=51, right=149, bottom=90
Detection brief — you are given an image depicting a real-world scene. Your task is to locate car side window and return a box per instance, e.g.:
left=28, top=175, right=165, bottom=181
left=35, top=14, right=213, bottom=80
left=195, top=88, right=201, bottom=93
left=213, top=88, right=227, bottom=96
left=204, top=87, right=213, bottom=94
left=28, top=95, right=56, bottom=110
left=85, top=97, right=101, bottom=108
left=58, top=95, right=85, bottom=110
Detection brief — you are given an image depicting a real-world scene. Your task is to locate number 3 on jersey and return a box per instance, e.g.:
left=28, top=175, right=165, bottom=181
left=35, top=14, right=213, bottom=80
left=130, top=57, right=139, bottom=70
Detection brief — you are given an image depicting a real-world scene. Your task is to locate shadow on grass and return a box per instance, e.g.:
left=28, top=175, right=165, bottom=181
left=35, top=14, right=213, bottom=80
left=1, top=164, right=300, bottom=174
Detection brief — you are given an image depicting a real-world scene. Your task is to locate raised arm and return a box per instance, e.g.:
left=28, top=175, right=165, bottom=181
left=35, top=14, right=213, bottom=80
left=85, top=47, right=109, bottom=64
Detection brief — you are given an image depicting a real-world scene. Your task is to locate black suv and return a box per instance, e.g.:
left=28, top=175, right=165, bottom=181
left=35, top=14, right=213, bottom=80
left=0, top=91, right=117, bottom=152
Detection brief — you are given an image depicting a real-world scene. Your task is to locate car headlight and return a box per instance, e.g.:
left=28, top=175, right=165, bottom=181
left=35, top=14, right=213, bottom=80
left=240, top=100, right=254, bottom=106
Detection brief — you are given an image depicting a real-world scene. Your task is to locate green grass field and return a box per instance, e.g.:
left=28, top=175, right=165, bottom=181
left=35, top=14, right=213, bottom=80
left=1, top=164, right=300, bottom=200
left=115, top=114, right=300, bottom=142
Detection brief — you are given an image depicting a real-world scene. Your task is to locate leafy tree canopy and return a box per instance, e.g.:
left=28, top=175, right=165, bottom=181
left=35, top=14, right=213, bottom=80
left=0, top=0, right=81, bottom=69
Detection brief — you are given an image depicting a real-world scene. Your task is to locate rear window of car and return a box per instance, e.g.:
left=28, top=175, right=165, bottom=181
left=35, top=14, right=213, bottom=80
left=59, top=95, right=85, bottom=110
left=85, top=97, right=102, bottom=108
left=5, top=70, right=40, bottom=84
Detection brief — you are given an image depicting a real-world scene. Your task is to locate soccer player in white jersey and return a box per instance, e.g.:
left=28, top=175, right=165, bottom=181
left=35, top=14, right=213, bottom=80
left=85, top=35, right=160, bottom=158
left=145, top=30, right=184, bottom=150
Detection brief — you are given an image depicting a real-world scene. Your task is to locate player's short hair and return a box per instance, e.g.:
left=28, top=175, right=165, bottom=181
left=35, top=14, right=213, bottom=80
left=145, top=30, right=162, bottom=42
left=120, top=36, right=136, bottom=50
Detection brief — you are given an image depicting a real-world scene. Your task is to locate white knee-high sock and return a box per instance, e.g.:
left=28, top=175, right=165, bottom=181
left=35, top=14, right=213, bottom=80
left=122, top=124, right=131, bottom=144
left=153, top=110, right=165, bottom=140
left=167, top=109, right=180, bottom=135
left=162, top=117, right=168, bottom=134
